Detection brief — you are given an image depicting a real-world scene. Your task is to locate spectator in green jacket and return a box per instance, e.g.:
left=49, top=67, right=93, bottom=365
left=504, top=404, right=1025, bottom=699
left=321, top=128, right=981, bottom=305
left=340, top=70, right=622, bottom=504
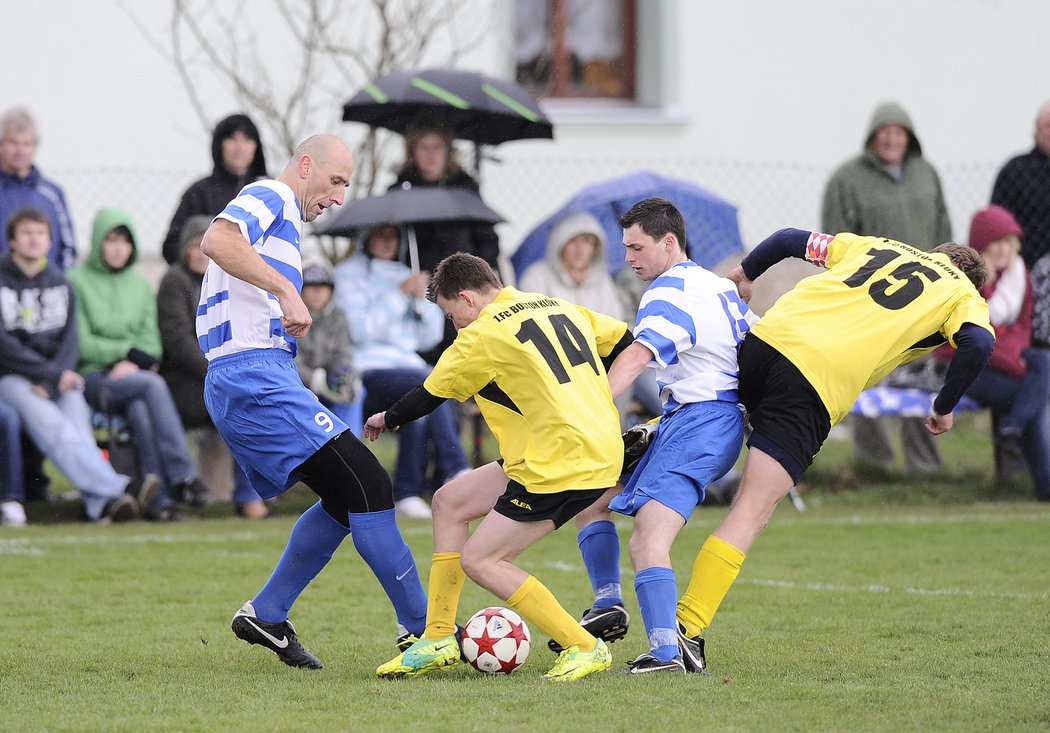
left=68, top=207, right=213, bottom=520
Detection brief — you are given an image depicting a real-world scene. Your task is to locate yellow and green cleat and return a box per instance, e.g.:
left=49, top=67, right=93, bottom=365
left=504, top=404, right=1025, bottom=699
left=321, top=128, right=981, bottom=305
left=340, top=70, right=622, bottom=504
left=541, top=638, right=611, bottom=682
left=376, top=633, right=462, bottom=678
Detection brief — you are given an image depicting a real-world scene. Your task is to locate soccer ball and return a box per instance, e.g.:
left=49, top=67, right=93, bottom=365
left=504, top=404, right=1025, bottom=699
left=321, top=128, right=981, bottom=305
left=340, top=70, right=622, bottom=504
left=460, top=607, right=531, bottom=674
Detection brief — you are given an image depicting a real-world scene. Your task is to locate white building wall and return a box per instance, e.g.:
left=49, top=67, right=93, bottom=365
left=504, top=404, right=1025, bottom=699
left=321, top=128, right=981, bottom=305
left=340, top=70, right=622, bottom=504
left=2, top=0, right=1048, bottom=265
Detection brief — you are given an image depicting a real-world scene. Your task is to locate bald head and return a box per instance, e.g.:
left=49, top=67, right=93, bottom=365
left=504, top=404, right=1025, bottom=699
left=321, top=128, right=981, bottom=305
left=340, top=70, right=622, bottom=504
left=289, top=133, right=350, bottom=167
left=281, top=133, right=354, bottom=222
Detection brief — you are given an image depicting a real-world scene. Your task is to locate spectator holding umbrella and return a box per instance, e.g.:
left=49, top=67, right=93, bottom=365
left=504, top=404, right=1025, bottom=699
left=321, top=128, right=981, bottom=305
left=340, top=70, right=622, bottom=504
left=390, top=118, right=500, bottom=363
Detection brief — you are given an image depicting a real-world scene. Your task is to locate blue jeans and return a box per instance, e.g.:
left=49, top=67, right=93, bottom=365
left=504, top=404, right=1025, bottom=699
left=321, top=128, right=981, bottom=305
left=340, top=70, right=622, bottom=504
left=86, top=370, right=198, bottom=510
left=0, top=400, right=24, bottom=502
left=997, top=347, right=1050, bottom=435
left=0, top=375, right=126, bottom=520
left=965, top=348, right=1050, bottom=498
left=362, top=368, right=469, bottom=501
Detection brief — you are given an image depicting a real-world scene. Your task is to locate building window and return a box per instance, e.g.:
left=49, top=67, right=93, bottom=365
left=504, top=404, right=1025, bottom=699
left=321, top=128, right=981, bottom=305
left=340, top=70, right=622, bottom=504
left=514, top=0, right=636, bottom=100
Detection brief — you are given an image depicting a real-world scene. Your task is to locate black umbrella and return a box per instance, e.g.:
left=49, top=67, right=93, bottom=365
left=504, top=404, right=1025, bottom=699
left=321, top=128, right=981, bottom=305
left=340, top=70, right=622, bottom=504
left=342, top=68, right=553, bottom=146
left=314, top=185, right=505, bottom=273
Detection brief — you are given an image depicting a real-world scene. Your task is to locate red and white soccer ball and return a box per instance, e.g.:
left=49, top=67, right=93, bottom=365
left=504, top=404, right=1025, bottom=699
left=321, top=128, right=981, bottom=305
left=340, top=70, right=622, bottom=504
left=460, top=606, right=531, bottom=674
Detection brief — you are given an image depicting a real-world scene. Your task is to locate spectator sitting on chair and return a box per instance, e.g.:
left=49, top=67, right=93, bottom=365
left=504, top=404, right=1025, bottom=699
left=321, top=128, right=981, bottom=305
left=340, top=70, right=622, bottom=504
left=0, top=106, right=79, bottom=500
left=157, top=216, right=267, bottom=518
left=68, top=207, right=214, bottom=521
left=335, top=223, right=471, bottom=519
left=295, top=260, right=361, bottom=411
left=936, top=205, right=1050, bottom=501
left=0, top=207, right=148, bottom=523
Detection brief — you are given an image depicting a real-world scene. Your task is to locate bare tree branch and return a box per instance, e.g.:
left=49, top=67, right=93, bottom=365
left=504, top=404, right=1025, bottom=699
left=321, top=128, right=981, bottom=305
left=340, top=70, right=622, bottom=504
left=128, top=0, right=493, bottom=259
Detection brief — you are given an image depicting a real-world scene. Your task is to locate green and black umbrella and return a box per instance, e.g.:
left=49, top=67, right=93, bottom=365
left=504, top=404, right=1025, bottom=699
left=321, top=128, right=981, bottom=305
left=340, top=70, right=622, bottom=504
left=342, top=67, right=553, bottom=146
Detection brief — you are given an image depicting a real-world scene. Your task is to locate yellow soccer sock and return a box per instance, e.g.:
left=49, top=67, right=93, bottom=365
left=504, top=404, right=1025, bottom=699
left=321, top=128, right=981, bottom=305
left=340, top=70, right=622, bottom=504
left=507, top=575, right=596, bottom=652
left=423, top=552, right=466, bottom=640
left=676, top=535, right=746, bottom=638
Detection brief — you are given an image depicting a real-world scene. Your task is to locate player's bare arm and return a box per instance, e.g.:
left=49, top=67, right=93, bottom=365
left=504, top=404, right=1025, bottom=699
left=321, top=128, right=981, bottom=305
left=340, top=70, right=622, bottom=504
left=201, top=219, right=312, bottom=337
left=607, top=341, right=653, bottom=398
left=726, top=264, right=755, bottom=304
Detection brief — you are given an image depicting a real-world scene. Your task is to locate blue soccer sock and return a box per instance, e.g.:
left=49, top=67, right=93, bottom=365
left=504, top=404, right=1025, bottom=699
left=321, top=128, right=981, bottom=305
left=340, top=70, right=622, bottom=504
left=577, top=520, right=623, bottom=608
left=635, top=566, right=680, bottom=663
left=348, top=508, right=428, bottom=636
left=252, top=501, right=350, bottom=622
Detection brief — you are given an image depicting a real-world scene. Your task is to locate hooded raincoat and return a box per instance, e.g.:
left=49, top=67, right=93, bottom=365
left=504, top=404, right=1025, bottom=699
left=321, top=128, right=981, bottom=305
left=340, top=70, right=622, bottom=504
left=822, top=102, right=952, bottom=250
left=160, top=114, right=268, bottom=264
left=67, top=207, right=161, bottom=376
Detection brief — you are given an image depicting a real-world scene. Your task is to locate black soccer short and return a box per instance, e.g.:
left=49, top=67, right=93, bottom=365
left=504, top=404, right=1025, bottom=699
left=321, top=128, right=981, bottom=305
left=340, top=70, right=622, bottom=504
left=493, top=480, right=608, bottom=529
left=737, top=333, right=832, bottom=484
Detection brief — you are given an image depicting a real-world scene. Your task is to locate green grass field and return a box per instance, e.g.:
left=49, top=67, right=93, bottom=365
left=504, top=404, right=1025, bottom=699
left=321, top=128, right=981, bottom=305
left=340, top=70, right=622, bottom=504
left=3, top=416, right=1049, bottom=732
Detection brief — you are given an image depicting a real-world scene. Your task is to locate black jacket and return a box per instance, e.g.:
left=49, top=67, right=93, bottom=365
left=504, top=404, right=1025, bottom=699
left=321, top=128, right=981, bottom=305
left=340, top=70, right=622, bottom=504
left=992, top=146, right=1050, bottom=268
left=387, top=167, right=501, bottom=364
left=387, top=168, right=501, bottom=274
left=160, top=115, right=269, bottom=264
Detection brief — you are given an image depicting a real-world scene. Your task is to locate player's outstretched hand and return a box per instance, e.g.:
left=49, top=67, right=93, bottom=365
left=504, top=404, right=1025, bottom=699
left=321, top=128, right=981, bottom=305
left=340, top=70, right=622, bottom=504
left=726, top=265, right=754, bottom=303
left=279, top=290, right=313, bottom=338
left=925, top=411, right=953, bottom=435
left=364, top=412, right=388, bottom=442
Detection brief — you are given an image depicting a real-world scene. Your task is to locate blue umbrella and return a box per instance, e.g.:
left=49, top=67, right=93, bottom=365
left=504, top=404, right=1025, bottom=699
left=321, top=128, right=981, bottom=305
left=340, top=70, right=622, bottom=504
left=511, top=171, right=744, bottom=279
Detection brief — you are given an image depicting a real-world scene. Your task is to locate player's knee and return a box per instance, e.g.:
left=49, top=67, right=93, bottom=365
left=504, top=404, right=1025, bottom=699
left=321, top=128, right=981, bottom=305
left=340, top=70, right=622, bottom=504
left=628, top=529, right=670, bottom=570
left=430, top=483, right=474, bottom=524
left=458, top=544, right=488, bottom=583
left=429, top=484, right=455, bottom=520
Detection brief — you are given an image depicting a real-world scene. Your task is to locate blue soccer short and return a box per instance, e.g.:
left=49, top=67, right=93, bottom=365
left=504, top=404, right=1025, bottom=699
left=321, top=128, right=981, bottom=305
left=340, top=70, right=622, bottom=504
left=610, top=400, right=743, bottom=522
left=204, top=349, right=348, bottom=499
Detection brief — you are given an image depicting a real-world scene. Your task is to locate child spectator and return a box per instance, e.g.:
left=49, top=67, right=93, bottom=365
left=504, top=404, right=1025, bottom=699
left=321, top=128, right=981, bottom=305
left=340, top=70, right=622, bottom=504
left=295, top=260, right=360, bottom=406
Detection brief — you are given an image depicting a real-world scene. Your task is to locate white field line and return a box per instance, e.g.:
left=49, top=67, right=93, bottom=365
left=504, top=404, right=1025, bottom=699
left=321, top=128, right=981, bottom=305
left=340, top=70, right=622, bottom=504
left=769, top=512, right=1050, bottom=528
left=738, top=577, right=1050, bottom=602
left=0, top=522, right=431, bottom=556
left=542, top=562, right=1047, bottom=601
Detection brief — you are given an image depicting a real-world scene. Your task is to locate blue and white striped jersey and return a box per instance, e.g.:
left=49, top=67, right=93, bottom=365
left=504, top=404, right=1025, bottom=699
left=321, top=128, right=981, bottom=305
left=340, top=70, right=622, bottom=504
left=196, top=180, right=304, bottom=361
left=634, top=261, right=757, bottom=413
